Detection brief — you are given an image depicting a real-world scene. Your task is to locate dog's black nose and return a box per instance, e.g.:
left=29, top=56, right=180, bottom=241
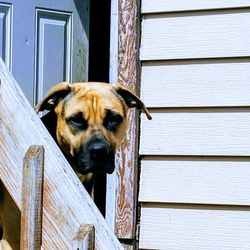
left=76, top=137, right=116, bottom=174
left=89, top=143, right=109, bottom=162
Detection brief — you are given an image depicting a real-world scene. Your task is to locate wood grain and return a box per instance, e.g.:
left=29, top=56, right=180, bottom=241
left=139, top=158, right=250, bottom=205
left=141, top=0, right=250, bottom=14
left=20, top=145, right=44, bottom=250
left=140, top=10, right=250, bottom=60
left=140, top=204, right=250, bottom=249
left=72, top=224, right=95, bottom=250
left=140, top=111, right=250, bottom=156
left=115, top=0, right=140, bottom=239
left=0, top=58, right=122, bottom=249
left=141, top=59, right=250, bottom=108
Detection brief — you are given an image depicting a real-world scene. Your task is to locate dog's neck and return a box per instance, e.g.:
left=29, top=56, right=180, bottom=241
left=66, top=154, right=95, bottom=195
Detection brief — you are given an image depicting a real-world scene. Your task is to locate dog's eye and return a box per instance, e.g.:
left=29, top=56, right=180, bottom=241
left=66, top=113, right=88, bottom=131
left=103, top=110, right=123, bottom=132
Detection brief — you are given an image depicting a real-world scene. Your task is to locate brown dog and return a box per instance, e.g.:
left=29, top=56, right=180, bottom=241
left=0, top=82, right=151, bottom=249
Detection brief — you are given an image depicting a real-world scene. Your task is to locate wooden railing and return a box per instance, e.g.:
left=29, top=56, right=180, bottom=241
left=0, top=58, right=123, bottom=249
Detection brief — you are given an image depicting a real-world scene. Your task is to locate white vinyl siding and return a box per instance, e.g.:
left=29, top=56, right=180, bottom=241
left=141, top=11, right=250, bottom=61
left=142, top=0, right=250, bottom=13
left=140, top=111, right=250, bottom=156
left=139, top=159, right=250, bottom=205
left=139, top=1, right=250, bottom=249
left=140, top=205, right=250, bottom=250
left=141, top=60, right=250, bottom=108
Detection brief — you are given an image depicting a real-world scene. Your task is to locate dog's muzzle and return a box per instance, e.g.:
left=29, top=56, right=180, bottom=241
left=76, top=136, right=115, bottom=174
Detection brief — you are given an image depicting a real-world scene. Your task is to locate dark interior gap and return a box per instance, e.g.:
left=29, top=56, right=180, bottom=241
left=88, top=0, right=111, bottom=217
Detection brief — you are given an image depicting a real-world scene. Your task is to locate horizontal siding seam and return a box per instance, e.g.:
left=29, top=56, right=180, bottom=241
left=141, top=56, right=250, bottom=64
left=139, top=202, right=250, bottom=210
left=141, top=7, right=250, bottom=17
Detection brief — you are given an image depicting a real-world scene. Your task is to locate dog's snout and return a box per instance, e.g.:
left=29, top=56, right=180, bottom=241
left=89, top=142, right=109, bottom=161
left=76, top=137, right=116, bottom=174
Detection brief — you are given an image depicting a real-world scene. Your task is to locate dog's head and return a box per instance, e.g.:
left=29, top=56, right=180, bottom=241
left=36, top=82, right=151, bottom=176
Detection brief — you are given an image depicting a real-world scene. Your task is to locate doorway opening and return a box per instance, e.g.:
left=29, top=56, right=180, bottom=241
left=88, top=0, right=111, bottom=216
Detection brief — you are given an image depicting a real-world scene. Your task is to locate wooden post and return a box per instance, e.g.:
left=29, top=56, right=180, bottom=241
left=107, top=0, right=141, bottom=247
left=73, top=224, right=95, bottom=250
left=20, top=145, right=44, bottom=250
left=115, top=0, right=141, bottom=240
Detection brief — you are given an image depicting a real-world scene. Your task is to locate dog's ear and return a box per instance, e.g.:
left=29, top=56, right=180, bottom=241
left=114, top=84, right=152, bottom=120
left=35, top=82, right=71, bottom=112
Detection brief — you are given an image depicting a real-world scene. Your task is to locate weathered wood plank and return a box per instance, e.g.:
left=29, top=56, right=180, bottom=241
left=139, top=158, right=250, bottom=205
left=140, top=111, right=250, bottom=156
left=140, top=11, right=250, bottom=60
left=114, top=0, right=140, bottom=239
left=20, top=145, right=44, bottom=250
left=141, top=0, right=250, bottom=14
left=72, top=224, right=95, bottom=250
left=0, top=58, right=122, bottom=249
left=141, top=59, right=250, bottom=108
left=140, top=204, right=250, bottom=250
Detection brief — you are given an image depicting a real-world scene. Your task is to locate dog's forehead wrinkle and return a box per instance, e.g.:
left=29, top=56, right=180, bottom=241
left=73, top=82, right=112, bottom=96
left=69, top=84, right=122, bottom=111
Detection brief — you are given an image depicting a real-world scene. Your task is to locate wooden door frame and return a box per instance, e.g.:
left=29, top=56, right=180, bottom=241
left=107, top=0, right=141, bottom=248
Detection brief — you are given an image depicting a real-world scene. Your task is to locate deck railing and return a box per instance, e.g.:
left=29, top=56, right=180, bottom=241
left=0, top=58, right=123, bottom=249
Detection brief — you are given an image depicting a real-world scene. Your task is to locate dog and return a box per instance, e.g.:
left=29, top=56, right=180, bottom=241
left=0, top=81, right=151, bottom=249
left=36, top=82, right=151, bottom=192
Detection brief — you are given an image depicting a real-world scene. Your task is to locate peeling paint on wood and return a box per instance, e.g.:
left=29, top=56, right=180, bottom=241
left=115, top=0, right=140, bottom=240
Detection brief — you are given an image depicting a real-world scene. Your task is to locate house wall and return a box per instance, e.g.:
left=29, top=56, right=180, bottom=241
left=139, top=1, right=250, bottom=249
